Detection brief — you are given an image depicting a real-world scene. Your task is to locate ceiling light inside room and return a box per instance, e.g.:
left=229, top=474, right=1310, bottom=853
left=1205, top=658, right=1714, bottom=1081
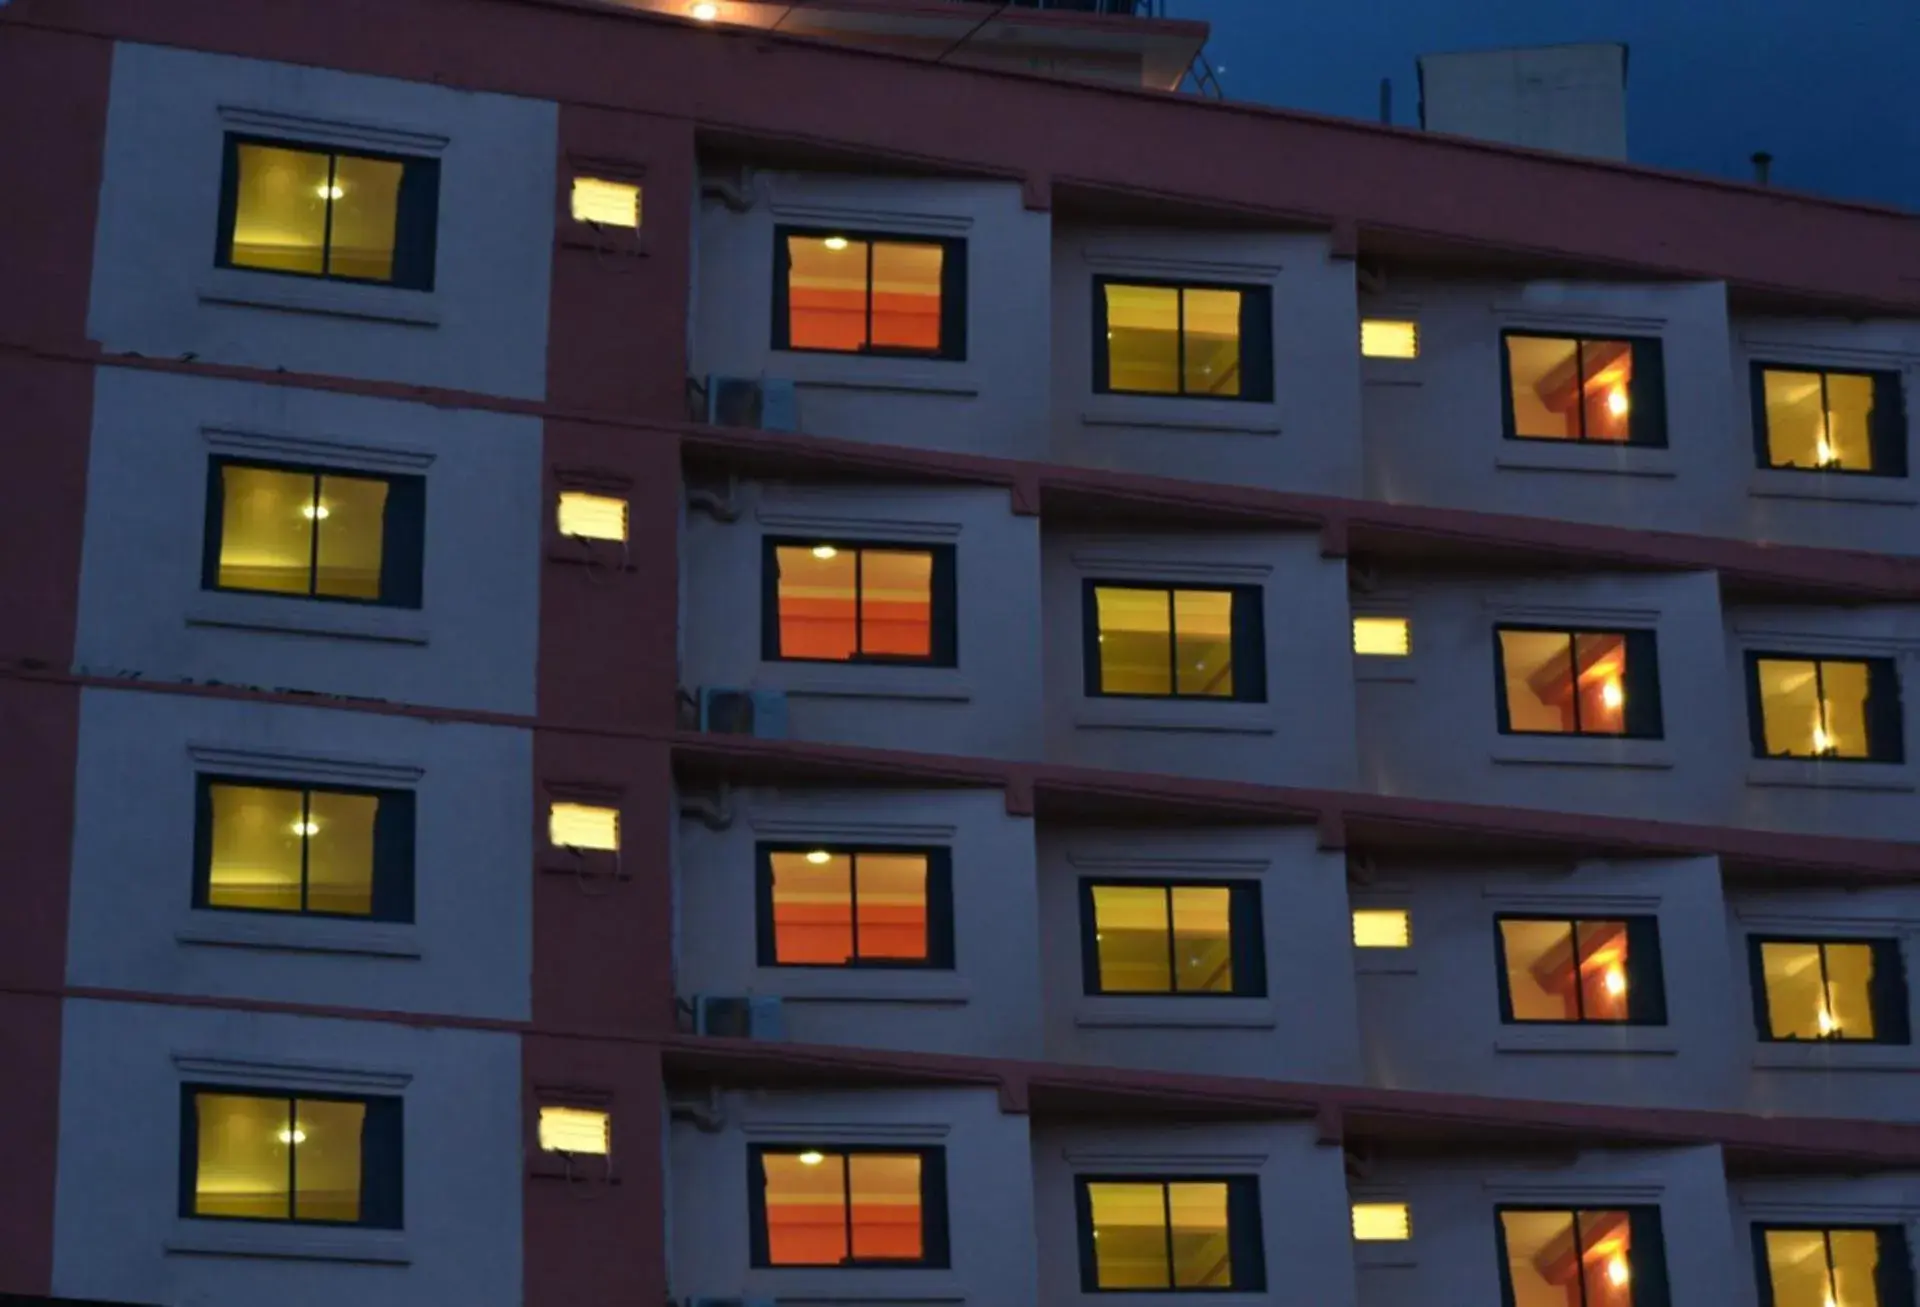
left=690, top=1, right=719, bottom=20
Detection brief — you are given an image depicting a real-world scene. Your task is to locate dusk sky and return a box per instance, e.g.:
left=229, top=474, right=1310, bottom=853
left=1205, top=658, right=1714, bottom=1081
left=1168, top=0, right=1918, bottom=210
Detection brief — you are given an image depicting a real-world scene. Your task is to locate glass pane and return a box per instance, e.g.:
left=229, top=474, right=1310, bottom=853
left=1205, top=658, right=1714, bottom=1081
left=1092, top=885, right=1172, bottom=993
left=1819, top=660, right=1872, bottom=758
left=1573, top=632, right=1629, bottom=736
left=1353, top=617, right=1411, bottom=656
left=1352, top=909, right=1411, bottom=949
left=1757, top=659, right=1825, bottom=757
left=859, top=550, right=933, bottom=658
left=207, top=784, right=305, bottom=913
left=1174, top=590, right=1235, bottom=697
left=1825, top=943, right=1879, bottom=1040
left=1501, top=919, right=1581, bottom=1021
left=1096, top=586, right=1173, bottom=695
left=1760, top=941, right=1830, bottom=1039
left=1829, top=1229, right=1884, bottom=1307
left=1507, top=336, right=1583, bottom=439
left=556, top=491, right=628, bottom=542
left=326, top=154, right=402, bottom=281
left=230, top=144, right=329, bottom=275
left=1171, top=886, right=1233, bottom=993
left=570, top=177, right=641, bottom=228
left=1105, top=284, right=1181, bottom=394
left=1500, top=630, right=1577, bottom=733
left=854, top=853, right=929, bottom=961
left=1352, top=1202, right=1411, bottom=1241
left=1501, top=1209, right=1580, bottom=1307
left=302, top=790, right=378, bottom=916
left=1182, top=289, right=1242, bottom=397
left=549, top=802, right=618, bottom=851
left=1169, top=1181, right=1232, bottom=1288
left=763, top=1151, right=848, bottom=1265
left=787, top=235, right=869, bottom=352
left=312, top=474, right=387, bottom=600
left=218, top=465, right=316, bottom=595
left=1089, top=1182, right=1171, bottom=1289
left=769, top=851, right=854, bottom=964
left=1361, top=319, right=1419, bottom=359
left=292, top=1097, right=365, bottom=1222
left=1581, top=339, right=1635, bottom=442
left=848, top=1153, right=922, bottom=1261
left=195, top=1092, right=292, bottom=1219
left=1575, top=920, right=1631, bottom=1022
left=1576, top=1209, right=1634, bottom=1306
left=1827, top=374, right=1877, bottom=471
left=537, top=1105, right=610, bottom=1155
left=777, top=545, right=858, bottom=660
left=1764, top=370, right=1831, bottom=469
left=870, top=241, right=943, bottom=352
left=1765, top=1228, right=1834, bottom=1307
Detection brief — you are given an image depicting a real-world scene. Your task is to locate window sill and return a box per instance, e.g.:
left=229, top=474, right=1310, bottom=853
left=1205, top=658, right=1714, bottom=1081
left=1072, top=698, right=1277, bottom=736
left=765, top=664, right=971, bottom=704
left=1749, top=468, right=1917, bottom=506
left=1490, top=736, right=1674, bottom=770
left=1495, top=442, right=1676, bottom=479
left=166, top=1222, right=410, bottom=1265
left=1746, top=759, right=1916, bottom=793
left=1074, top=997, right=1277, bottom=1030
left=186, top=592, right=429, bottom=646
left=177, top=914, right=422, bottom=959
left=198, top=267, right=441, bottom=328
left=1354, top=658, right=1417, bottom=685
left=1078, top=407, right=1282, bottom=438
left=1495, top=1026, right=1679, bottom=1056
left=1753, top=1042, right=1920, bottom=1072
left=1356, top=1245, right=1419, bottom=1269
left=776, top=352, right=979, bottom=399
left=1354, top=953, right=1419, bottom=976
left=754, top=970, right=972, bottom=1005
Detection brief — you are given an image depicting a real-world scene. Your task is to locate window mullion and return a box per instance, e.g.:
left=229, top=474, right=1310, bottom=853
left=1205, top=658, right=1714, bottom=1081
left=1566, top=634, right=1584, bottom=734
left=848, top=854, right=861, bottom=963
left=287, top=1096, right=300, bottom=1221
left=1164, top=885, right=1178, bottom=995
left=1817, top=944, right=1833, bottom=1034
left=307, top=476, right=324, bottom=595
left=1176, top=290, right=1187, bottom=396
left=299, top=790, right=312, bottom=913
left=864, top=243, right=875, bottom=351
left=1572, top=1212, right=1589, bottom=1307
left=1813, top=661, right=1829, bottom=746
left=842, top=1153, right=855, bottom=1264
left=853, top=550, right=865, bottom=658
left=1166, top=589, right=1178, bottom=698
left=1162, top=1182, right=1176, bottom=1289
left=1823, top=1230, right=1840, bottom=1307
left=321, top=156, right=338, bottom=277
left=1571, top=920, right=1587, bottom=1021
left=1820, top=374, right=1831, bottom=461
left=1574, top=341, right=1589, bottom=441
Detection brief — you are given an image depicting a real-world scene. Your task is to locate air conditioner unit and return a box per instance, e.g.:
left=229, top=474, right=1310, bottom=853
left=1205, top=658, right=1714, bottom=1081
left=695, top=994, right=787, bottom=1040
left=705, top=374, right=797, bottom=432
left=699, top=687, right=788, bottom=739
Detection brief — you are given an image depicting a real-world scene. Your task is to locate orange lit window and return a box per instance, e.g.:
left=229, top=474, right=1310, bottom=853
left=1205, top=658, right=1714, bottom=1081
left=1504, top=333, right=1663, bottom=446
left=1754, top=365, right=1901, bottom=475
left=1751, top=938, right=1906, bottom=1043
left=1499, top=1208, right=1665, bottom=1307
left=761, top=847, right=950, bottom=967
left=777, top=228, right=959, bottom=358
left=1497, top=916, right=1665, bottom=1025
left=1759, top=1226, right=1906, bottom=1307
left=1748, top=655, right=1901, bottom=763
left=1495, top=627, right=1662, bottom=739
left=1095, top=278, right=1273, bottom=401
left=752, top=1147, right=945, bottom=1267
left=766, top=540, right=952, bottom=665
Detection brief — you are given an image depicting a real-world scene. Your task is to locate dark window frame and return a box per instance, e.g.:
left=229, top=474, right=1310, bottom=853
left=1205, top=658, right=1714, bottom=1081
left=1091, top=276, right=1275, bottom=403
left=1752, top=1223, right=1915, bottom=1307
left=746, top=1143, right=950, bottom=1269
left=755, top=843, right=955, bottom=970
left=1747, top=936, right=1911, bottom=1045
left=201, top=457, right=427, bottom=609
left=1494, top=1205, right=1671, bottom=1307
left=1082, top=580, right=1267, bottom=703
left=1744, top=651, right=1905, bottom=764
left=1749, top=363, right=1909, bottom=478
left=1492, top=624, right=1665, bottom=740
left=1078, top=879, right=1267, bottom=998
left=178, top=1084, right=403, bottom=1229
left=1073, top=1174, right=1267, bottom=1293
left=1499, top=330, right=1668, bottom=448
left=1493, top=914, right=1668, bottom=1026
left=191, top=775, right=416, bottom=923
left=214, top=133, right=439, bottom=291
left=771, top=225, right=968, bottom=361
left=761, top=537, right=957, bottom=667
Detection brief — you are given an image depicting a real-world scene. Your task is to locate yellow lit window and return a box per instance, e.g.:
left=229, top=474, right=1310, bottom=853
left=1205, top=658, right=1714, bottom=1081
left=1092, top=584, right=1255, bottom=700
left=1100, top=281, right=1268, bottom=399
left=1088, top=882, right=1252, bottom=995
left=557, top=491, right=629, bottom=543
left=757, top=1148, right=929, bottom=1266
left=1761, top=1226, right=1894, bottom=1307
left=538, top=1106, right=610, bottom=1155
left=1755, top=939, right=1895, bottom=1042
left=1500, top=1209, right=1644, bottom=1306
left=1751, top=656, right=1896, bottom=761
left=1497, top=627, right=1658, bottom=738
left=1499, top=916, right=1657, bottom=1024
left=1505, top=333, right=1656, bottom=444
left=1352, top=1202, right=1411, bottom=1242
left=1361, top=319, right=1419, bottom=359
left=211, top=460, right=421, bottom=606
left=1082, top=1178, right=1256, bottom=1291
left=1353, top=617, right=1410, bottom=657
left=200, top=779, right=404, bottom=918
left=190, top=1090, right=395, bottom=1225
left=1351, top=909, right=1410, bottom=949
left=550, top=801, right=619, bottom=852
left=782, top=230, right=949, bottom=356
left=223, top=136, right=432, bottom=288
left=570, top=176, right=642, bottom=229
left=1758, top=367, right=1889, bottom=472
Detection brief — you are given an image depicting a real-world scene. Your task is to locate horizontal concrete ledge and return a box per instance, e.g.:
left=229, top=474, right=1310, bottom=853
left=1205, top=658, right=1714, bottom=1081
left=184, top=595, right=431, bottom=647
left=197, top=268, right=441, bottom=328
left=1075, top=1001, right=1278, bottom=1031
left=1495, top=1030, right=1681, bottom=1057
left=166, top=1224, right=411, bottom=1265
left=176, top=917, right=424, bottom=960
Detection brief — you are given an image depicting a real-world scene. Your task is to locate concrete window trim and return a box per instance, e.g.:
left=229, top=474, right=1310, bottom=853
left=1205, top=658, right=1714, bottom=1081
left=1481, top=1179, right=1665, bottom=1204
left=1748, top=467, right=1919, bottom=506
left=1073, top=697, right=1279, bottom=736
left=751, top=814, right=962, bottom=844
left=1494, top=440, right=1679, bottom=479
left=1351, top=1191, right=1418, bottom=1268
left=164, top=1222, right=411, bottom=1265
left=1745, top=757, right=1917, bottom=793
left=767, top=664, right=975, bottom=705
left=1073, top=995, right=1278, bottom=1029
left=1751, top=1041, right=1920, bottom=1072
left=185, top=588, right=432, bottom=647
left=1742, top=1199, right=1920, bottom=1226
left=1078, top=408, right=1284, bottom=437
left=560, top=152, right=648, bottom=258
left=1062, top=1147, right=1271, bottom=1170
left=755, top=970, right=974, bottom=1005
left=1490, top=735, right=1675, bottom=770
left=1493, top=1025, right=1681, bottom=1056
left=203, top=425, right=438, bottom=475
left=176, top=915, right=423, bottom=959
left=185, top=743, right=426, bottom=789
left=738, top=1120, right=952, bottom=1145
left=171, top=1052, right=413, bottom=1095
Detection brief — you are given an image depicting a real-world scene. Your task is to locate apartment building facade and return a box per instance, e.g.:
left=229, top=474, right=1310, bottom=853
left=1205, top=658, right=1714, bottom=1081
left=2, top=2, right=1920, bottom=1307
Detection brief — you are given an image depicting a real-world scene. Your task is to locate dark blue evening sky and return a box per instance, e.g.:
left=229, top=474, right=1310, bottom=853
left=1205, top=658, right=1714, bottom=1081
left=1167, top=0, right=1918, bottom=210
